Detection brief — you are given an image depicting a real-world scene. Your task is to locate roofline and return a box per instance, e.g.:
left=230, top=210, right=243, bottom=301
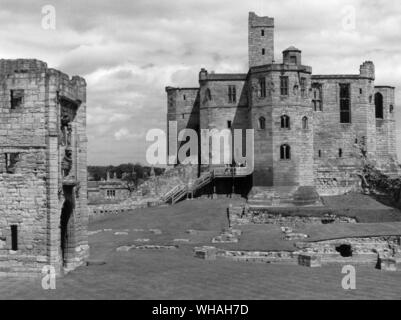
left=200, top=73, right=248, bottom=81
left=283, top=48, right=301, bottom=53
left=312, top=74, right=374, bottom=80
left=165, top=86, right=199, bottom=92
left=375, top=85, right=395, bottom=89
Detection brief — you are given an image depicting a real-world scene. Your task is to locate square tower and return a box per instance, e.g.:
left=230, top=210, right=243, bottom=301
left=0, top=59, right=89, bottom=276
left=248, top=12, right=274, bottom=68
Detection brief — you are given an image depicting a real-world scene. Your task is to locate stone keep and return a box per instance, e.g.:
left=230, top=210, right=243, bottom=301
left=0, top=59, right=89, bottom=276
left=166, top=12, right=398, bottom=201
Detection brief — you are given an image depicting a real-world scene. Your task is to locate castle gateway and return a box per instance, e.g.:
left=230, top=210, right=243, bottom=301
left=166, top=12, right=398, bottom=204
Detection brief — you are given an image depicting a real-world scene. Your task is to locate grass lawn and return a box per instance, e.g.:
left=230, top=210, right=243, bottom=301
left=252, top=193, right=401, bottom=223
left=1, top=197, right=401, bottom=299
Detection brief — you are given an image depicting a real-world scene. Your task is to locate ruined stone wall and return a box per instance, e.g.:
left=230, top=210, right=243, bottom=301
left=0, top=59, right=88, bottom=276
left=374, top=86, right=398, bottom=174
left=0, top=60, right=50, bottom=274
left=54, top=70, right=88, bottom=272
left=312, top=71, right=375, bottom=193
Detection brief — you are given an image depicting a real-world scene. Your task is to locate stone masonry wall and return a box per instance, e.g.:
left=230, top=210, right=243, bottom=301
left=0, top=59, right=88, bottom=276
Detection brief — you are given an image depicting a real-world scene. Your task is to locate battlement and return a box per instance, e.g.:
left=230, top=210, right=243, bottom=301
left=0, top=59, right=47, bottom=75
left=249, top=12, right=274, bottom=28
left=359, top=61, right=375, bottom=80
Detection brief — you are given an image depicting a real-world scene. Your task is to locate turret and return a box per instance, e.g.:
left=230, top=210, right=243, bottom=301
left=283, top=46, right=302, bottom=65
left=360, top=61, right=375, bottom=80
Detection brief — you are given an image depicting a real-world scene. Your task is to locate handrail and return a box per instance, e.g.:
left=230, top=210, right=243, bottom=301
left=161, top=184, right=181, bottom=201
left=172, top=185, right=187, bottom=204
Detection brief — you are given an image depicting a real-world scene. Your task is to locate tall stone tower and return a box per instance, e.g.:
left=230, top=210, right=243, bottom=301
left=248, top=12, right=274, bottom=68
left=0, top=59, right=89, bottom=276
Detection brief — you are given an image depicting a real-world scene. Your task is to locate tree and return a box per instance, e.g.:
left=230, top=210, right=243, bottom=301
left=122, top=171, right=137, bottom=194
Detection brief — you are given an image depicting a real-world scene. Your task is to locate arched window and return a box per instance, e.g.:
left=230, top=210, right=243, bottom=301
left=280, top=144, right=291, bottom=160
left=312, top=83, right=322, bottom=111
left=280, top=115, right=290, bottom=128
left=302, top=116, right=308, bottom=129
left=375, top=92, right=383, bottom=118
left=258, top=116, right=266, bottom=130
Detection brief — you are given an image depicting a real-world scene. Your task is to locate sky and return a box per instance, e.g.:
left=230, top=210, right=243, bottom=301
left=0, top=0, right=400, bottom=165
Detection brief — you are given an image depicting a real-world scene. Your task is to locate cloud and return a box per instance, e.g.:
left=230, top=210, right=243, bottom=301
left=114, top=128, right=144, bottom=141
left=0, top=0, right=399, bottom=164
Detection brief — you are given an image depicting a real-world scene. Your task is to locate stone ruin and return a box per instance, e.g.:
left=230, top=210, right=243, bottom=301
left=0, top=59, right=89, bottom=276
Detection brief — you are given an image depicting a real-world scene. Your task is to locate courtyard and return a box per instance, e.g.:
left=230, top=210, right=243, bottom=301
left=1, top=195, right=401, bottom=300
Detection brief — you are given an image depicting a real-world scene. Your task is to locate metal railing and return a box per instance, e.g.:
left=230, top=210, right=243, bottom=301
left=213, top=166, right=251, bottom=177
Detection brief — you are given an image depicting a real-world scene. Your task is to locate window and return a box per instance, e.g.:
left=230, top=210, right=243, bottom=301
left=375, top=92, right=383, bottom=119
left=5, top=153, right=19, bottom=174
left=280, top=144, right=291, bottom=160
left=280, top=115, right=290, bottom=128
left=107, top=190, right=116, bottom=198
left=290, top=56, right=297, bottom=64
left=339, top=84, right=351, bottom=123
left=228, top=85, right=236, bottom=103
left=183, top=94, right=186, bottom=100
left=390, top=105, right=394, bottom=113
left=318, top=150, right=322, bottom=158
left=302, top=116, right=308, bottom=129
left=258, top=117, right=266, bottom=130
left=227, top=120, right=232, bottom=129
left=11, top=225, right=18, bottom=251
left=359, top=88, right=362, bottom=95
left=10, top=89, right=24, bottom=109
left=300, top=77, right=306, bottom=97
left=259, top=77, right=266, bottom=98
left=312, top=83, right=322, bottom=111
left=182, top=114, right=185, bottom=119
left=261, top=29, right=265, bottom=36
left=262, top=48, right=265, bottom=55
left=280, top=76, right=289, bottom=96
left=339, top=148, right=343, bottom=158
left=205, top=88, right=212, bottom=102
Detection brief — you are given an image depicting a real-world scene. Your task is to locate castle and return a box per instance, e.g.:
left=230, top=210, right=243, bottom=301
left=0, top=59, right=89, bottom=276
left=166, top=12, right=398, bottom=204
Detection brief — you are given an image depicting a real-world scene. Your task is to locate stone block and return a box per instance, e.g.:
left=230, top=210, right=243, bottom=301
left=298, top=254, right=321, bottom=267
left=379, top=257, right=397, bottom=271
left=194, top=246, right=217, bottom=260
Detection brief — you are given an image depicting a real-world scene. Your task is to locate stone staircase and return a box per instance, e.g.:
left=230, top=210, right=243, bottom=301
left=161, top=171, right=214, bottom=204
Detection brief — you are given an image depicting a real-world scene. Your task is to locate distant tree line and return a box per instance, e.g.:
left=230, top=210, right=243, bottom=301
left=87, top=163, right=165, bottom=193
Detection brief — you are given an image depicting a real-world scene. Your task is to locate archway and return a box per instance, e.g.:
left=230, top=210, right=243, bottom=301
left=60, top=186, right=75, bottom=266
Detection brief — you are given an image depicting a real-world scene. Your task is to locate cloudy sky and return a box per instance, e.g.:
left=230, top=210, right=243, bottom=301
left=0, top=0, right=400, bottom=165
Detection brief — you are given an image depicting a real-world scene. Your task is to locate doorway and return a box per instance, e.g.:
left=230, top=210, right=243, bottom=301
left=60, top=185, right=75, bottom=266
